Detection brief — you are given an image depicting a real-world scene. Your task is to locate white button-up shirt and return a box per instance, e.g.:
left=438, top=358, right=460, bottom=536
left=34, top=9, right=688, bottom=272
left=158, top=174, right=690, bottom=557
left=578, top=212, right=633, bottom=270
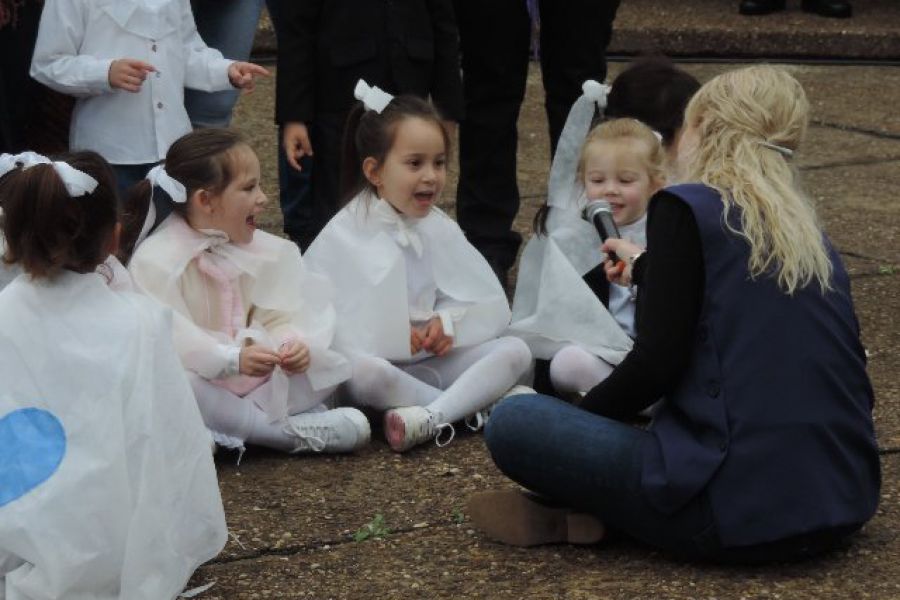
left=30, top=0, right=234, bottom=164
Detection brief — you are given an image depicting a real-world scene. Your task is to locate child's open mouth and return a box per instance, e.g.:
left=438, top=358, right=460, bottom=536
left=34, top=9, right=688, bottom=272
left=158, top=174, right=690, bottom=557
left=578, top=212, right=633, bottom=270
left=246, top=215, right=257, bottom=229
left=414, top=191, right=435, bottom=206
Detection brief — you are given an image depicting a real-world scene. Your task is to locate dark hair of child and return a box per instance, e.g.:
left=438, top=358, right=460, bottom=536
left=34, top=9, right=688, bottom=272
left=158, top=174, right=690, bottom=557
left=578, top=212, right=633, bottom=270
left=339, top=94, right=450, bottom=205
left=120, top=128, right=247, bottom=261
left=1, top=151, right=118, bottom=278
left=605, top=55, right=701, bottom=147
left=532, top=55, right=701, bottom=235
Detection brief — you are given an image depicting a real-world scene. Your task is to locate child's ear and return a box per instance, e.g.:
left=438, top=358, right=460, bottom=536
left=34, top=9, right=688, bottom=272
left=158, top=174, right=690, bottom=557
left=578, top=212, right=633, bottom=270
left=191, top=188, right=215, bottom=214
left=362, top=157, right=382, bottom=187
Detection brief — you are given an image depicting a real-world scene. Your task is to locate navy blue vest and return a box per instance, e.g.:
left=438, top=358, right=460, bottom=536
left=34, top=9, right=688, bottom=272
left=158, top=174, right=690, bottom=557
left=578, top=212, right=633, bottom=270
left=642, top=184, right=880, bottom=547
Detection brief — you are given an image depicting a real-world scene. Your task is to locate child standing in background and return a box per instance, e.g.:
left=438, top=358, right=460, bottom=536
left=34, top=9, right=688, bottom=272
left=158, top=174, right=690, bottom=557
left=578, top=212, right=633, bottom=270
left=0, top=150, right=226, bottom=598
left=305, top=82, right=531, bottom=453
left=126, top=129, right=370, bottom=455
left=29, top=0, right=268, bottom=196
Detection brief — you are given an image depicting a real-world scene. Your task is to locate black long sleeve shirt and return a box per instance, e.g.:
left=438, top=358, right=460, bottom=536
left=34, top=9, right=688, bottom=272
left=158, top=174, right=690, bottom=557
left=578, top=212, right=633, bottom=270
left=580, top=192, right=706, bottom=419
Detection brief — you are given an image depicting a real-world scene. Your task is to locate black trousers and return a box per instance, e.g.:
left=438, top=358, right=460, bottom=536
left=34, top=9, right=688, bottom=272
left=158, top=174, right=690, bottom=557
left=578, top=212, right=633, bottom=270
left=0, top=1, right=42, bottom=153
left=452, top=0, right=620, bottom=273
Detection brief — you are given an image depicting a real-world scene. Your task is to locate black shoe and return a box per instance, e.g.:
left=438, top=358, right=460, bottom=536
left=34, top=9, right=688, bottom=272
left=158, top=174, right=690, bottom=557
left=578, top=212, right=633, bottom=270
left=739, top=0, right=786, bottom=15
left=801, top=0, right=852, bottom=17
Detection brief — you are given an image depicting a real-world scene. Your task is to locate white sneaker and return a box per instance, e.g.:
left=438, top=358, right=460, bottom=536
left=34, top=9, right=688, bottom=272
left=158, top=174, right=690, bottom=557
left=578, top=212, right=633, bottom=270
left=383, top=406, right=455, bottom=452
left=284, top=407, right=371, bottom=453
left=466, top=385, right=537, bottom=432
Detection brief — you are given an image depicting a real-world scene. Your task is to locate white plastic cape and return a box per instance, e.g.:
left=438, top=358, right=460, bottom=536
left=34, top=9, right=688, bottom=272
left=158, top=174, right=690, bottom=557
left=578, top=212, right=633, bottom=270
left=508, top=80, right=633, bottom=362
left=304, top=193, right=511, bottom=361
left=0, top=270, right=226, bottom=600
left=128, top=215, right=351, bottom=420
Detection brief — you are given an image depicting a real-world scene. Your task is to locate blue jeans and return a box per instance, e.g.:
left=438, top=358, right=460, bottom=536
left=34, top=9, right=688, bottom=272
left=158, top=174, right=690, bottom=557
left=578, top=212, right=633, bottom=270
left=185, top=0, right=267, bottom=128
left=484, top=394, right=852, bottom=563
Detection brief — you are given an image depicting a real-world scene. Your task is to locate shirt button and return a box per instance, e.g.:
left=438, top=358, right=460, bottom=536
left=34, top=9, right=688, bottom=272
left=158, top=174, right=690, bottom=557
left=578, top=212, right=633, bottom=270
left=707, top=380, right=720, bottom=398
left=156, top=72, right=161, bottom=78
left=151, top=44, right=157, bottom=52
left=157, top=102, right=163, bottom=109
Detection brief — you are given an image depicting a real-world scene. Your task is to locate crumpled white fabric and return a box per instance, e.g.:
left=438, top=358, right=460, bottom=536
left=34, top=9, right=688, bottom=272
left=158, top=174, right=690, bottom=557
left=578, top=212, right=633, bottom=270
left=0, top=270, right=226, bottom=600
left=304, top=191, right=511, bottom=361
left=128, top=214, right=351, bottom=422
left=508, top=80, right=634, bottom=362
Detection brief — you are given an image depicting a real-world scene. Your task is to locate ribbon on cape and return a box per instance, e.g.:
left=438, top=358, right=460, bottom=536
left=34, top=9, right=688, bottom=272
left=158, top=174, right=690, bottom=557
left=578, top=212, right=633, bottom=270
left=372, top=198, right=424, bottom=257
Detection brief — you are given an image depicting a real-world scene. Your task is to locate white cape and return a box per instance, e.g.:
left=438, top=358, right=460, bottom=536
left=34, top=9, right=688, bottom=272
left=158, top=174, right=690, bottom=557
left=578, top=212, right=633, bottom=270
left=304, top=193, right=511, bottom=361
left=128, top=214, right=351, bottom=397
left=508, top=81, right=633, bottom=362
left=0, top=271, right=226, bottom=600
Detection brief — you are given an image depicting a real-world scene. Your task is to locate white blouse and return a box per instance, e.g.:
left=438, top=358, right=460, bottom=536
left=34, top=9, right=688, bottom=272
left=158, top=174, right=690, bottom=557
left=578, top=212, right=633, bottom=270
left=30, top=0, right=234, bottom=164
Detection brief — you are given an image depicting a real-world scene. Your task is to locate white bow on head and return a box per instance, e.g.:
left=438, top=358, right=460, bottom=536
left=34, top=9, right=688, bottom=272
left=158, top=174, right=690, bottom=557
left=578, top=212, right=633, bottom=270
left=354, top=79, right=394, bottom=114
left=0, top=152, right=99, bottom=197
left=146, top=164, right=187, bottom=204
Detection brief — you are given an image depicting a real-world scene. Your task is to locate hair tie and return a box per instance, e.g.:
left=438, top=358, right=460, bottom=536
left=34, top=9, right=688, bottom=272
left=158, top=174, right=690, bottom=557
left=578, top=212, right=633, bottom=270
left=0, top=152, right=98, bottom=197
left=759, top=141, right=794, bottom=158
left=581, top=80, right=611, bottom=113
left=354, top=79, right=394, bottom=114
left=146, top=164, right=187, bottom=204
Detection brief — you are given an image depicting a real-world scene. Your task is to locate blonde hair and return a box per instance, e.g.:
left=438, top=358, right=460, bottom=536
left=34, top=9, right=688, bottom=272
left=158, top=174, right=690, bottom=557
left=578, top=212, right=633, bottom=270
left=680, top=65, right=831, bottom=294
left=578, top=118, right=667, bottom=188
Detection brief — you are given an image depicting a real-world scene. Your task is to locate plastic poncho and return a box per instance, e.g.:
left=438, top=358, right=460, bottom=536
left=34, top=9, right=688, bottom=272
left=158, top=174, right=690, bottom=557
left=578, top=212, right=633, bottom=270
left=0, top=270, right=226, bottom=600
left=304, top=193, right=511, bottom=361
left=128, top=214, right=351, bottom=422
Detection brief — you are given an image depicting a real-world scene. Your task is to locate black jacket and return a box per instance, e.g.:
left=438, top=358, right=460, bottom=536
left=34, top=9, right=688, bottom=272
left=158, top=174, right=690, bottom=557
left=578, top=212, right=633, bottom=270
left=275, top=0, right=464, bottom=124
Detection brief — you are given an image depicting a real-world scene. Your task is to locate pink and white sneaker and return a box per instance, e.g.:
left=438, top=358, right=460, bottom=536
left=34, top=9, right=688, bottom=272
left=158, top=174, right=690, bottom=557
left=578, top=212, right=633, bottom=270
left=383, top=406, right=454, bottom=452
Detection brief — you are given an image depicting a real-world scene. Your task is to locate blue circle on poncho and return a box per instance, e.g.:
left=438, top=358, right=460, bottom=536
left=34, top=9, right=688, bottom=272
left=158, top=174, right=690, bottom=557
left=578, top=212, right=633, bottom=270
left=0, top=408, right=66, bottom=507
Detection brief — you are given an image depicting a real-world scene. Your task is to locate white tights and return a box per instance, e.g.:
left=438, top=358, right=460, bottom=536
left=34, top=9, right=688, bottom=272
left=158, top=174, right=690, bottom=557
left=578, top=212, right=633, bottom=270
left=189, top=373, right=336, bottom=452
left=345, top=336, right=532, bottom=423
left=549, top=344, right=615, bottom=394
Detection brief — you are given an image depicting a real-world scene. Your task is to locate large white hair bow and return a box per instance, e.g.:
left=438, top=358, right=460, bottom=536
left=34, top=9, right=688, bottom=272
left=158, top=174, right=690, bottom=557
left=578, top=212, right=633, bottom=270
left=0, top=152, right=98, bottom=197
left=354, top=79, right=394, bottom=114
left=146, top=164, right=186, bottom=204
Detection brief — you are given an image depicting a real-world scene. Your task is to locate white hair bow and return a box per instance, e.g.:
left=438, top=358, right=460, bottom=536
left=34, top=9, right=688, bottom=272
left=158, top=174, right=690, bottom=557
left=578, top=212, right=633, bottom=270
left=354, top=79, right=394, bottom=114
left=0, top=152, right=98, bottom=197
left=146, top=164, right=187, bottom=203
left=581, top=79, right=611, bottom=108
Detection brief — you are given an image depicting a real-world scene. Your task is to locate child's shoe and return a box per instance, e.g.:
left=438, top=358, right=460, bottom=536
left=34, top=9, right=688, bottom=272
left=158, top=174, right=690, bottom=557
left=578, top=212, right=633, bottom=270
left=466, top=385, right=537, bottom=432
left=284, top=407, right=371, bottom=453
left=383, top=406, right=454, bottom=452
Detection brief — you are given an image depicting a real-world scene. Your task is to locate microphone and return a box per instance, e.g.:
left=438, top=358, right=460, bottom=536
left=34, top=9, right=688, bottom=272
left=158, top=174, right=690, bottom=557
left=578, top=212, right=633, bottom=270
left=582, top=199, right=623, bottom=265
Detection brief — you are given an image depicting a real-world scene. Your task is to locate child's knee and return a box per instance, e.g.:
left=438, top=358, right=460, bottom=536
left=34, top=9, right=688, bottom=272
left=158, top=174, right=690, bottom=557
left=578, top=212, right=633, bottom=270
left=350, top=356, right=397, bottom=391
left=549, top=345, right=590, bottom=384
left=496, top=336, right=533, bottom=377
